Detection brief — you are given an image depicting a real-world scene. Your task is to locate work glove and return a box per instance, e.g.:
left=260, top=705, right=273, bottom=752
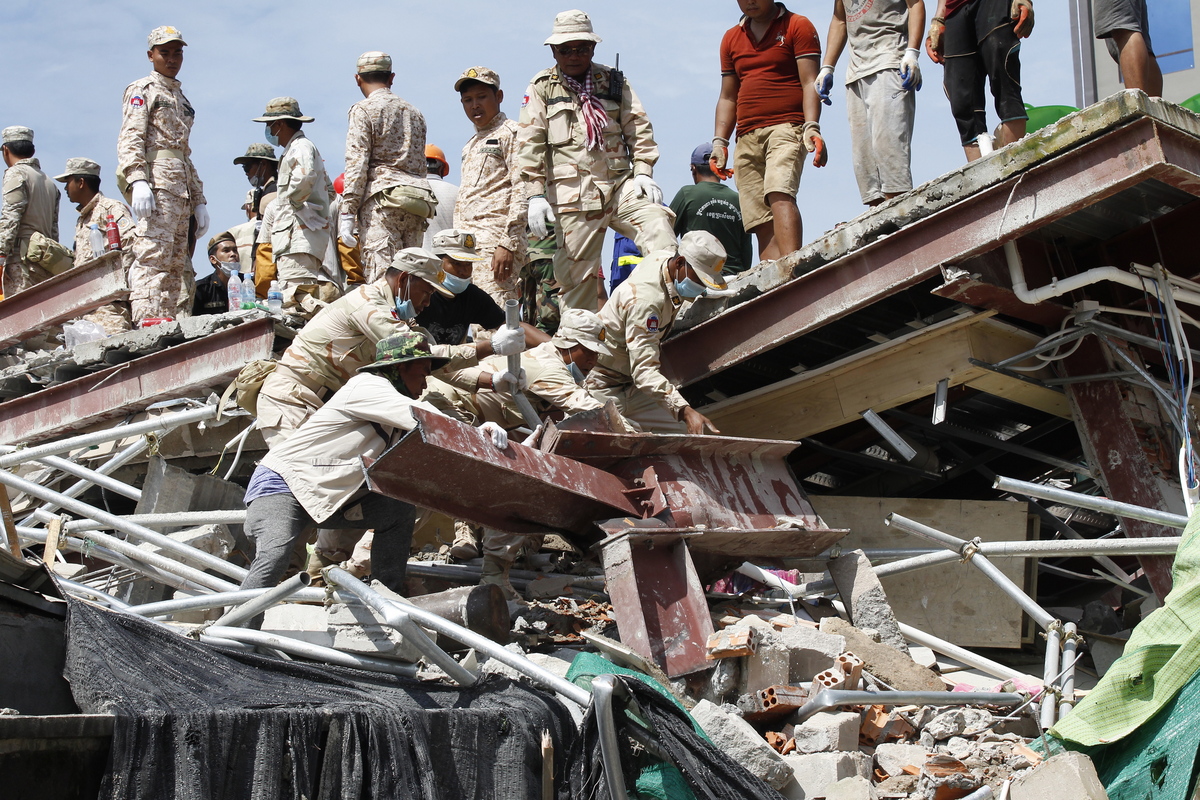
left=900, top=48, right=923, bottom=92
left=131, top=180, right=156, bottom=219
left=193, top=204, right=210, bottom=239
left=479, top=421, right=509, bottom=450
left=802, top=122, right=828, bottom=168
left=632, top=175, right=664, bottom=205
left=338, top=213, right=358, bottom=248
left=528, top=195, right=555, bottom=239
left=926, top=17, right=946, bottom=64
left=490, top=325, right=526, bottom=357
left=709, top=137, right=734, bottom=180
left=816, top=65, right=835, bottom=105
left=492, top=367, right=528, bottom=395
left=1011, top=0, right=1034, bottom=37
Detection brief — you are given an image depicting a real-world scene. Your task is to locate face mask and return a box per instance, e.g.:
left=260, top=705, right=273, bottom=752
left=567, top=361, right=585, bottom=383
left=264, top=124, right=279, bottom=147
left=441, top=272, right=471, bottom=295
left=394, top=298, right=415, bottom=320
left=213, top=261, right=236, bottom=276
left=674, top=276, right=708, bottom=299
left=248, top=175, right=263, bottom=189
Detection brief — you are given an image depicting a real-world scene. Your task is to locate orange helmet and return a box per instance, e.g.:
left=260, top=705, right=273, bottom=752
left=425, top=144, right=449, bottom=177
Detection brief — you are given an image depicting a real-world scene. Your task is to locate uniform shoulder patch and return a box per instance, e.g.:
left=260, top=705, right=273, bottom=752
left=522, top=92, right=530, bottom=107
left=646, top=314, right=659, bottom=333
left=129, top=95, right=145, bottom=108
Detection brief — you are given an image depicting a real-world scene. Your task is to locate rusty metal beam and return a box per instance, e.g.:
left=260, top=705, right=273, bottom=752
left=662, top=118, right=1197, bottom=386
left=0, top=319, right=275, bottom=444
left=0, top=252, right=127, bottom=347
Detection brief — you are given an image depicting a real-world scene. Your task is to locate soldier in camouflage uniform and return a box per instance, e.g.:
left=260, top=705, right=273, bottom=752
left=585, top=230, right=727, bottom=434
left=453, top=66, right=528, bottom=307
left=516, top=9, right=676, bottom=314
left=117, top=26, right=209, bottom=323
left=524, top=223, right=561, bottom=334
left=0, top=127, right=59, bottom=298
left=55, top=158, right=134, bottom=333
left=339, top=52, right=432, bottom=283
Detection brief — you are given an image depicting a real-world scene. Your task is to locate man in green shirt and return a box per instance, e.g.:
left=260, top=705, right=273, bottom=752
left=668, top=143, right=754, bottom=274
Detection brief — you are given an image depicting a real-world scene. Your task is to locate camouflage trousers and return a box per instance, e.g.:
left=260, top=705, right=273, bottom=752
left=358, top=194, right=425, bottom=283
left=1, top=253, right=52, bottom=298
left=482, top=528, right=545, bottom=565
left=130, top=190, right=194, bottom=323
left=553, top=183, right=675, bottom=312
left=588, top=380, right=686, bottom=433
left=276, top=253, right=341, bottom=321
left=82, top=303, right=132, bottom=335
left=471, top=237, right=526, bottom=308
left=520, top=258, right=560, bottom=335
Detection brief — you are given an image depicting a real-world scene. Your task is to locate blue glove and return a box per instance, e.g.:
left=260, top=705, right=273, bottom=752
left=900, top=48, right=923, bottom=92
left=815, top=65, right=835, bottom=106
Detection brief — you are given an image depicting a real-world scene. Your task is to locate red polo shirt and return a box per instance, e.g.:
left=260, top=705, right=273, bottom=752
left=720, top=3, right=821, bottom=135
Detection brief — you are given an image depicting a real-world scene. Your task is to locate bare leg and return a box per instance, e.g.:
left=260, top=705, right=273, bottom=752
left=963, top=143, right=982, bottom=162
left=1113, top=30, right=1164, bottom=97
left=995, top=119, right=1026, bottom=147
left=758, top=192, right=802, bottom=260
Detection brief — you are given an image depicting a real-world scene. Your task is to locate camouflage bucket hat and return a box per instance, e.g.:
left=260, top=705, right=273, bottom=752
left=233, top=142, right=278, bottom=165
left=359, top=331, right=450, bottom=373
left=252, top=97, right=314, bottom=123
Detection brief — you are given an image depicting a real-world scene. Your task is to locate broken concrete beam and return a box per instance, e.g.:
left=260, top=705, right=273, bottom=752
left=691, top=699, right=794, bottom=790
left=707, top=626, right=759, bottom=660
left=827, top=549, right=908, bottom=654
left=819, top=617, right=944, bottom=692
left=825, top=775, right=877, bottom=800
left=778, top=751, right=871, bottom=800
left=875, top=742, right=929, bottom=778
left=791, top=710, right=861, bottom=754
left=125, top=523, right=237, bottom=605
left=1009, top=751, right=1109, bottom=800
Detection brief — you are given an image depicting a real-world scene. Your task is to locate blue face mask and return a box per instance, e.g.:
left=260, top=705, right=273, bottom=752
left=674, top=276, right=708, bottom=299
left=264, top=123, right=280, bottom=147
left=394, top=298, right=415, bottom=320
left=441, top=272, right=471, bottom=295
left=567, top=361, right=585, bottom=383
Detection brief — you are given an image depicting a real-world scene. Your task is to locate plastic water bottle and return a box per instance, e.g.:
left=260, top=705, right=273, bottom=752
left=267, top=280, right=283, bottom=314
left=227, top=271, right=242, bottom=312
left=88, top=224, right=105, bottom=257
left=104, top=214, right=122, bottom=251
left=241, top=273, right=256, bottom=308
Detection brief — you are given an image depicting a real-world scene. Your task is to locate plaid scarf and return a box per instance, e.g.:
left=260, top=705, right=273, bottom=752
left=561, top=70, right=609, bottom=151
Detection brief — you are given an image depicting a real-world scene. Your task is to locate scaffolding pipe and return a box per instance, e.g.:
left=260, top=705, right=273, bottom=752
left=200, top=626, right=418, bottom=678
left=1059, top=622, right=1080, bottom=720
left=20, top=437, right=150, bottom=525
left=54, top=577, right=133, bottom=611
left=592, top=674, right=631, bottom=800
left=994, top=476, right=1189, bottom=529
left=0, top=446, right=144, bottom=502
left=1041, top=624, right=1062, bottom=729
left=0, top=404, right=219, bottom=468
left=210, top=573, right=310, bottom=628
left=794, top=689, right=1023, bottom=724
left=0, top=469, right=247, bottom=583
left=130, top=588, right=272, bottom=618
left=58, top=509, right=248, bottom=533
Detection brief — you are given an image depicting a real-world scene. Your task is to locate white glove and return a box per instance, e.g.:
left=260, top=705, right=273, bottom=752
left=816, top=65, right=835, bottom=105
left=193, top=203, right=210, bottom=239
left=490, top=326, right=526, bottom=357
left=900, top=48, right=923, bottom=91
left=479, top=421, right=509, bottom=450
left=339, top=213, right=358, bottom=247
left=632, top=175, right=663, bottom=205
left=492, top=367, right=528, bottom=395
left=528, top=195, right=555, bottom=239
left=131, top=180, right=155, bottom=219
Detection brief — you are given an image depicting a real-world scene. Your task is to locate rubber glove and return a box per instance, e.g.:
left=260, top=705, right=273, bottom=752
left=131, top=180, right=155, bottom=219
left=193, top=204, right=209, bottom=239
left=900, top=48, right=923, bottom=92
left=1011, top=0, right=1034, bottom=37
left=528, top=195, right=555, bottom=239
left=926, top=17, right=946, bottom=64
left=816, top=65, right=835, bottom=105
left=339, top=213, right=358, bottom=247
left=479, top=421, right=509, bottom=450
left=710, top=137, right=734, bottom=180
left=632, top=175, right=663, bottom=205
left=490, top=326, right=526, bottom=357
left=492, top=367, right=528, bottom=395
left=802, top=122, right=829, bottom=168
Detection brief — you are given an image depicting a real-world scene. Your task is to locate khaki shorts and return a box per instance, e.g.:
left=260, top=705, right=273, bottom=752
left=733, top=122, right=806, bottom=231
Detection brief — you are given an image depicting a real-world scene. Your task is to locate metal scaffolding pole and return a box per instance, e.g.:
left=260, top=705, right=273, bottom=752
left=994, top=475, right=1189, bottom=529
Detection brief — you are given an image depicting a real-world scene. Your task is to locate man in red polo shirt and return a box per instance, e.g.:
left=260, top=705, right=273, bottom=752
left=712, top=0, right=827, bottom=263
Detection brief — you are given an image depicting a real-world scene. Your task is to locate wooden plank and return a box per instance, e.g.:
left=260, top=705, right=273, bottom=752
left=809, top=497, right=1032, bottom=649
left=0, top=477, right=20, bottom=557
left=42, top=515, right=64, bottom=568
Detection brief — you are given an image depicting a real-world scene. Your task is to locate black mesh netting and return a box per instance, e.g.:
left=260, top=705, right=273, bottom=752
left=63, top=597, right=576, bottom=800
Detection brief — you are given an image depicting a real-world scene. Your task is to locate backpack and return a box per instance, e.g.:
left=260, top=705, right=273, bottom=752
left=219, top=358, right=278, bottom=419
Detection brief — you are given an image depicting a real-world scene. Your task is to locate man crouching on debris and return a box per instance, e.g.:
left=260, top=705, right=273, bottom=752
left=238, top=331, right=509, bottom=601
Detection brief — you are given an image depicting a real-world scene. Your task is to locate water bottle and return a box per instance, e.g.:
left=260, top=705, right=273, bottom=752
left=227, top=271, right=243, bottom=312
left=88, top=224, right=105, bottom=257
left=104, top=214, right=122, bottom=251
left=241, top=273, right=257, bottom=308
left=267, top=280, right=283, bottom=314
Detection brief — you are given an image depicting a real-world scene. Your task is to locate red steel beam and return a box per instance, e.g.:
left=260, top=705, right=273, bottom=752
left=0, top=319, right=275, bottom=444
left=0, top=252, right=128, bottom=347
left=662, top=118, right=1199, bottom=386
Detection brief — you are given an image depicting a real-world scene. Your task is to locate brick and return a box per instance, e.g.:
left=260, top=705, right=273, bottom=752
left=792, top=711, right=861, bottom=754
left=1009, top=751, right=1109, bottom=800
left=707, top=627, right=758, bottom=659
left=691, top=699, right=794, bottom=790
left=875, top=743, right=929, bottom=777
left=778, top=751, right=871, bottom=799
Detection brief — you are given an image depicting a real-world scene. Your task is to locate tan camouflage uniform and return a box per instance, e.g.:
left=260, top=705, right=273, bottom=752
left=117, top=71, right=204, bottom=322
left=516, top=64, right=675, bottom=313
left=271, top=131, right=339, bottom=317
left=584, top=250, right=687, bottom=432
left=342, top=88, right=429, bottom=283
left=0, top=157, right=59, bottom=297
left=72, top=192, right=134, bottom=333
left=455, top=113, right=528, bottom=306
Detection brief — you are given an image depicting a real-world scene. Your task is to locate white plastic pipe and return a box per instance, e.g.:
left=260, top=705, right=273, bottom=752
left=1005, top=241, right=1200, bottom=309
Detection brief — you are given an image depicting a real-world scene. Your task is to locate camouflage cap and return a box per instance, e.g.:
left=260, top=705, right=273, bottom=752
left=252, top=97, right=314, bottom=123
left=544, top=9, right=602, bottom=46
left=454, top=66, right=501, bottom=92
left=206, top=230, right=236, bottom=255
left=552, top=308, right=613, bottom=358
left=678, top=230, right=728, bottom=290
left=390, top=247, right=455, bottom=298
left=359, top=330, right=450, bottom=373
left=233, top=142, right=278, bottom=165
left=1, top=126, right=33, bottom=146
left=430, top=229, right=483, bottom=262
left=357, top=51, right=392, bottom=74
left=148, top=26, right=186, bottom=47
left=54, top=157, right=101, bottom=183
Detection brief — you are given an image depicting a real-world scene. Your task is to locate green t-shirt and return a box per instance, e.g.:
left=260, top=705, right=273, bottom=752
left=668, top=181, right=754, bottom=274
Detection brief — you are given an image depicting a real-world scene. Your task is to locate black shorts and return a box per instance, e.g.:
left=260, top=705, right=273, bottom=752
left=942, top=0, right=1028, bottom=146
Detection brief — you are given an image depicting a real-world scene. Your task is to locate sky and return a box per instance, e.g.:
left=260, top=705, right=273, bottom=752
left=0, top=1, right=1079, bottom=277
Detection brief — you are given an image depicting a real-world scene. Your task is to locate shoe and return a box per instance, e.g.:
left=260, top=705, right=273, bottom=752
left=480, top=554, right=520, bottom=601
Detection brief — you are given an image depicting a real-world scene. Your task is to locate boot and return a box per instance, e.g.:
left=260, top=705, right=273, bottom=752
left=304, top=548, right=339, bottom=586
left=449, top=521, right=480, bottom=561
left=480, top=554, right=520, bottom=601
